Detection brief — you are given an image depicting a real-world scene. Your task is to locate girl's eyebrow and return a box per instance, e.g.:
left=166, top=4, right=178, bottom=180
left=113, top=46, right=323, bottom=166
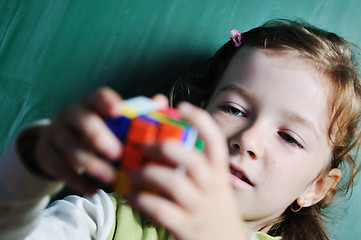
left=281, top=112, right=320, bottom=139
left=218, top=84, right=257, bottom=102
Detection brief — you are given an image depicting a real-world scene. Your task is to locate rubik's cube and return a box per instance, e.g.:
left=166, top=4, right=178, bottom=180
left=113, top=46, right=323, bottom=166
left=105, top=96, right=204, bottom=195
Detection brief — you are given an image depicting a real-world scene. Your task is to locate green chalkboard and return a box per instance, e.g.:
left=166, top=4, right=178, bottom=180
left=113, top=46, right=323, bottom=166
left=0, top=0, right=360, bottom=238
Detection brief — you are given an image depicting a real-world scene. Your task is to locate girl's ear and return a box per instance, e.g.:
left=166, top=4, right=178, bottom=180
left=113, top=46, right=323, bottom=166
left=297, top=168, right=342, bottom=207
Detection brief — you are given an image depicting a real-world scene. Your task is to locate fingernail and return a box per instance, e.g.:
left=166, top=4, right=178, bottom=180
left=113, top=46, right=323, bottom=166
left=105, top=144, right=121, bottom=160
left=178, top=102, right=193, bottom=114
left=109, top=102, right=123, bottom=116
left=98, top=170, right=116, bottom=183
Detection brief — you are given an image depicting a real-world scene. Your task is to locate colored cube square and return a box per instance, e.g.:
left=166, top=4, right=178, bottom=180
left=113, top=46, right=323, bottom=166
left=121, top=96, right=160, bottom=118
left=122, top=145, right=144, bottom=170
left=157, top=122, right=185, bottom=143
left=126, top=117, right=158, bottom=145
left=105, top=116, right=131, bottom=142
left=114, top=169, right=132, bottom=195
left=158, top=108, right=181, bottom=120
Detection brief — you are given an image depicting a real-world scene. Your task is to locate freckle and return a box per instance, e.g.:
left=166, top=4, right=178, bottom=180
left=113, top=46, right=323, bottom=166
left=273, top=160, right=276, bottom=164
left=265, top=175, right=268, bottom=179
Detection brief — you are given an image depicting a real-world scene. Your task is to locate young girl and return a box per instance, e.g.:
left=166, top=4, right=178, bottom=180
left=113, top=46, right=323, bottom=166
left=0, top=19, right=360, bottom=240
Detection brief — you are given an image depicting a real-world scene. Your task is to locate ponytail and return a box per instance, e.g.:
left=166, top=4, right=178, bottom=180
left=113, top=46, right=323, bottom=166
left=268, top=205, right=330, bottom=240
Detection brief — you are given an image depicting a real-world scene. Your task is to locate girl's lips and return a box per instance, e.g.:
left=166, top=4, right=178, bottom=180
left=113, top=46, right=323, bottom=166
left=229, top=164, right=254, bottom=188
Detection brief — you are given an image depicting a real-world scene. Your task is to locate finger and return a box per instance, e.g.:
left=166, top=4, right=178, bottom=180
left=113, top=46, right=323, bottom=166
left=83, top=87, right=123, bottom=117
left=178, top=102, right=228, bottom=169
left=143, top=141, right=211, bottom=189
left=127, top=192, right=187, bottom=239
left=159, top=140, right=211, bottom=188
left=58, top=103, right=122, bottom=160
left=46, top=121, right=117, bottom=184
left=36, top=138, right=98, bottom=194
left=129, top=164, right=199, bottom=210
left=152, top=94, right=169, bottom=109
left=71, top=150, right=117, bottom=184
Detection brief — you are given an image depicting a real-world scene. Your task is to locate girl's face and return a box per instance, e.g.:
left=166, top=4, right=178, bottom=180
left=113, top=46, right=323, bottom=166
left=206, top=47, right=338, bottom=230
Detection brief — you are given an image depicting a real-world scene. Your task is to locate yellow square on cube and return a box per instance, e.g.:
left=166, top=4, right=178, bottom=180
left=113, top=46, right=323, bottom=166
left=114, top=170, right=132, bottom=195
left=121, top=106, right=138, bottom=118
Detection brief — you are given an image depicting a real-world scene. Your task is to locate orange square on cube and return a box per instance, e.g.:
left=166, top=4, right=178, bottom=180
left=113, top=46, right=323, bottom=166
left=157, top=122, right=184, bottom=143
left=127, top=117, right=158, bottom=145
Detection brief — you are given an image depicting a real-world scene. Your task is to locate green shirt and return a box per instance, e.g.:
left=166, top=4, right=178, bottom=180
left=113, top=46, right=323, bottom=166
left=107, top=194, right=281, bottom=240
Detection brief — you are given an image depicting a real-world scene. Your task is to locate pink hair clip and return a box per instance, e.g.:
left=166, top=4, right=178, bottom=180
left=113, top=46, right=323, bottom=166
left=230, top=29, right=242, bottom=47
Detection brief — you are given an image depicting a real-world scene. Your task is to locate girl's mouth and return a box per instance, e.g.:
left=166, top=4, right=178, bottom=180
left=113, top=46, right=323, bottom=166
left=230, top=166, right=254, bottom=187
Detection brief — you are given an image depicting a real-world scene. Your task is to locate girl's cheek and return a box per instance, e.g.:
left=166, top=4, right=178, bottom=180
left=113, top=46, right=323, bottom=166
left=210, top=109, right=245, bottom=136
left=209, top=111, right=222, bottom=123
left=213, top=117, right=237, bottom=138
left=211, top=114, right=227, bottom=128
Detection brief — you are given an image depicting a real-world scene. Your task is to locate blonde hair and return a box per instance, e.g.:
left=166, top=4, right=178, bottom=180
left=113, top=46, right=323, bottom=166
left=170, top=19, right=361, bottom=239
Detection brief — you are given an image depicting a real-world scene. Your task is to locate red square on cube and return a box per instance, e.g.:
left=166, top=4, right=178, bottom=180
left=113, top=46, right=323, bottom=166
left=158, top=108, right=181, bottom=120
left=122, top=145, right=144, bottom=170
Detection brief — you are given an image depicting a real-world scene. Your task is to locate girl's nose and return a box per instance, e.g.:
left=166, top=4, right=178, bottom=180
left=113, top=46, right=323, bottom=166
left=229, top=124, right=264, bottom=160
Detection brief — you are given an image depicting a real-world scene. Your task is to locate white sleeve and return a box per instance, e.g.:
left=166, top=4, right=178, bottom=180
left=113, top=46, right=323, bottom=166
left=0, top=127, right=115, bottom=240
left=32, top=190, right=115, bottom=240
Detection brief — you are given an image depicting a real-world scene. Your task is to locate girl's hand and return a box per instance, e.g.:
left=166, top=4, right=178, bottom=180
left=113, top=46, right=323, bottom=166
left=34, top=87, right=123, bottom=194
left=127, top=102, right=248, bottom=240
left=34, top=87, right=169, bottom=195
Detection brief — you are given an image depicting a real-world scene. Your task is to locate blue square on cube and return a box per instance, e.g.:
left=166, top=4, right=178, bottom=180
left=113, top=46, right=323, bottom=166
left=105, top=116, right=131, bottom=143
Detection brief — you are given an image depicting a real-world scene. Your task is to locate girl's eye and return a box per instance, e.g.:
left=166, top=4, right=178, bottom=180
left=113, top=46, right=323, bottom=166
left=220, top=105, right=247, bottom=117
left=278, top=132, right=303, bottom=149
